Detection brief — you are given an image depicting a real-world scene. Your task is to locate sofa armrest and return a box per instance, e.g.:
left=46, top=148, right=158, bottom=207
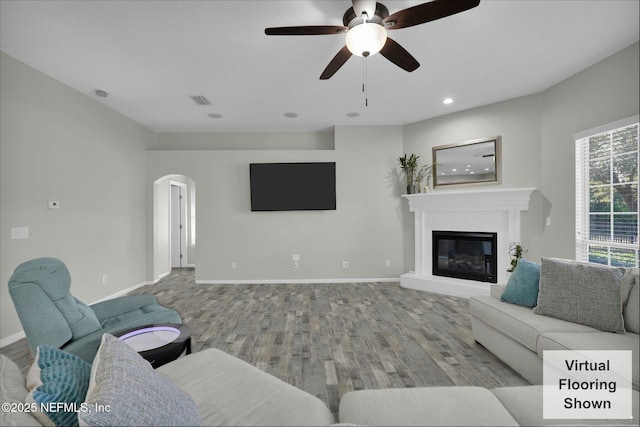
left=90, top=294, right=158, bottom=321
left=490, top=284, right=506, bottom=300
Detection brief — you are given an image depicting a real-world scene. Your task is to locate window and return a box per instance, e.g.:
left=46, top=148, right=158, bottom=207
left=575, top=116, right=639, bottom=267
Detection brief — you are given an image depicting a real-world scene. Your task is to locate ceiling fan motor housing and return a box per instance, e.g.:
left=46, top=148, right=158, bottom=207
left=343, top=2, right=389, bottom=26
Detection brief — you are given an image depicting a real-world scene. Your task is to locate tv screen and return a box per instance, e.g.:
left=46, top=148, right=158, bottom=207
left=250, top=162, right=336, bottom=211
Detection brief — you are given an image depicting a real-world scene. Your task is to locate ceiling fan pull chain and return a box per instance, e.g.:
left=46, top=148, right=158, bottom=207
left=362, top=56, right=369, bottom=107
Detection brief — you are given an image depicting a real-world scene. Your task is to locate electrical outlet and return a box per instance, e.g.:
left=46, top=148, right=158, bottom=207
left=292, top=254, right=300, bottom=262
left=102, top=275, right=108, bottom=284
left=231, top=261, right=237, bottom=269
left=341, top=261, right=349, bottom=269
left=385, top=259, right=391, bottom=267
left=546, top=216, right=551, bottom=226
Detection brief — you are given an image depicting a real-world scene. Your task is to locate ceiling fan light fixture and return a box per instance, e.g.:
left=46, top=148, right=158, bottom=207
left=345, top=23, right=387, bottom=57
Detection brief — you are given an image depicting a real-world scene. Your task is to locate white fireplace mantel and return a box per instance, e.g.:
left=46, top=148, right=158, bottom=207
left=401, top=187, right=536, bottom=298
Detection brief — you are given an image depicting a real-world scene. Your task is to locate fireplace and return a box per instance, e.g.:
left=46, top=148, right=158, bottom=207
left=401, top=187, right=535, bottom=298
left=432, top=231, right=497, bottom=283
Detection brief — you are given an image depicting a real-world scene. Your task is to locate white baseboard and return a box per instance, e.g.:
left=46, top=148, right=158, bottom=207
left=0, top=330, right=26, bottom=348
left=157, top=271, right=171, bottom=281
left=89, top=280, right=153, bottom=304
left=196, top=277, right=401, bottom=285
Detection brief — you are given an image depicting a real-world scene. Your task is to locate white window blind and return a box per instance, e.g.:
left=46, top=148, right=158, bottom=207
left=575, top=116, right=639, bottom=267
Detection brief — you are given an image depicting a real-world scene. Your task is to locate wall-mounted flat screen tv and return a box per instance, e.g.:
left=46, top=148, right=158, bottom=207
left=250, top=162, right=336, bottom=211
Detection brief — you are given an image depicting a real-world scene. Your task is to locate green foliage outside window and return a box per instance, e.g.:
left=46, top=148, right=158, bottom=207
left=585, top=124, right=638, bottom=267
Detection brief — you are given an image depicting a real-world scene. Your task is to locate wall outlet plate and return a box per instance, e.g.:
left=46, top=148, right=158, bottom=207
left=341, top=261, right=349, bottom=268
left=11, top=227, right=29, bottom=239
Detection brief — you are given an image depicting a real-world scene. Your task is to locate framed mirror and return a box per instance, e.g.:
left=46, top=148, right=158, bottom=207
left=432, top=136, right=502, bottom=188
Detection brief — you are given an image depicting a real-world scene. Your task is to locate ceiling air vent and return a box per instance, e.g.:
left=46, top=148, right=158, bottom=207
left=190, top=95, right=211, bottom=106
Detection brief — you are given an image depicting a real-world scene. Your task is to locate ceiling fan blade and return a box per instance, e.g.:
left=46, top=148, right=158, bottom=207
left=383, top=0, right=480, bottom=30
left=265, top=26, right=347, bottom=36
left=320, top=46, right=352, bottom=80
left=379, top=38, right=420, bottom=72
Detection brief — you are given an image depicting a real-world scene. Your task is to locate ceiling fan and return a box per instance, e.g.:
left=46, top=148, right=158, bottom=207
left=265, top=0, right=481, bottom=80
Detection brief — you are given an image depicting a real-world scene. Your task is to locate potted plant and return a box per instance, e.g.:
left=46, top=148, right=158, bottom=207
left=415, top=160, right=438, bottom=193
left=398, top=154, right=419, bottom=194
left=507, top=242, right=527, bottom=272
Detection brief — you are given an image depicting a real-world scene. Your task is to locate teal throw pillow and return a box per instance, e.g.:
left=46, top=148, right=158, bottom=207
left=25, top=345, right=91, bottom=427
left=501, top=259, right=541, bottom=307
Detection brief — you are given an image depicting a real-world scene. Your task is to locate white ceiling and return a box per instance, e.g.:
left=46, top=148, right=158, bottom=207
left=1, top=0, right=638, bottom=133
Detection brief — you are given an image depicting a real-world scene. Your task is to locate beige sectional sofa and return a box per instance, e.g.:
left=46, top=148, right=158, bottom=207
left=3, top=344, right=638, bottom=426
left=470, top=262, right=639, bottom=390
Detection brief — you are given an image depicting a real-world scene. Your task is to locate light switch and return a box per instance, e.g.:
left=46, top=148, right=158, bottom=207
left=11, top=227, right=29, bottom=239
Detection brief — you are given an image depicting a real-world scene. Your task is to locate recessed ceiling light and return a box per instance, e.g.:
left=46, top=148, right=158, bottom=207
left=443, top=97, right=453, bottom=105
left=346, top=112, right=360, bottom=118
left=95, top=89, right=108, bottom=98
left=207, top=113, right=223, bottom=119
left=283, top=112, right=298, bottom=118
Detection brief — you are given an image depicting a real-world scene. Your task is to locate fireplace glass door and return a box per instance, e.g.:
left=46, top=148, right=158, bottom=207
left=432, top=231, right=498, bottom=283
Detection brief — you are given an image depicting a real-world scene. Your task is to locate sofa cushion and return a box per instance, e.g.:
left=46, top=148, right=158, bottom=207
left=25, top=345, right=91, bottom=427
left=79, top=334, right=202, bottom=427
left=536, top=331, right=639, bottom=390
left=157, top=348, right=333, bottom=426
left=501, top=259, right=541, bottom=307
left=533, top=258, right=626, bottom=333
left=470, top=295, right=596, bottom=352
left=0, top=355, right=41, bottom=427
left=339, top=387, right=519, bottom=426
left=623, top=270, right=639, bottom=334
left=492, top=385, right=639, bottom=426
left=621, top=268, right=638, bottom=306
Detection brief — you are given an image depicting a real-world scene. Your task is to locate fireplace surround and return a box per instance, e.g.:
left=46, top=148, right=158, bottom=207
left=401, top=188, right=535, bottom=298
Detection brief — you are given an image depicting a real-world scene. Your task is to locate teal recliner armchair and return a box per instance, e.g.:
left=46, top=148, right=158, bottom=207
left=8, top=257, right=182, bottom=363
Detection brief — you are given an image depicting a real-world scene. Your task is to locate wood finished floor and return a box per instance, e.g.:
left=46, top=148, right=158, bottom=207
left=1, top=268, right=528, bottom=419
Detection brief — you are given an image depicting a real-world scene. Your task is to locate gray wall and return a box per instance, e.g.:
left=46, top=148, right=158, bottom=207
left=538, top=42, right=639, bottom=258
left=147, top=126, right=406, bottom=283
left=0, top=52, right=154, bottom=342
left=402, top=42, right=639, bottom=267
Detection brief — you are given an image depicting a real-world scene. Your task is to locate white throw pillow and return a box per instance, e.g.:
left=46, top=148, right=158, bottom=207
left=79, top=334, right=202, bottom=427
